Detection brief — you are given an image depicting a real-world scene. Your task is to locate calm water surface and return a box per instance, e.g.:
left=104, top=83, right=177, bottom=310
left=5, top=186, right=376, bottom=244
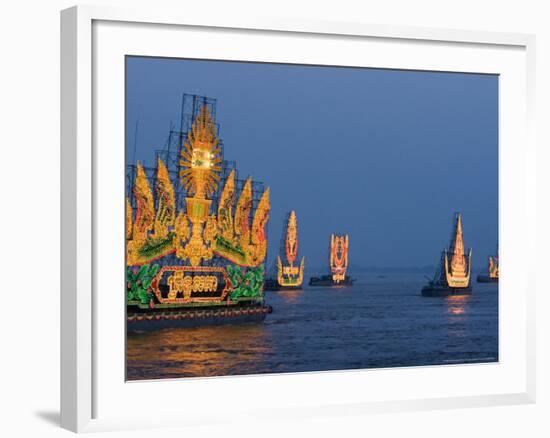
left=126, top=273, right=498, bottom=380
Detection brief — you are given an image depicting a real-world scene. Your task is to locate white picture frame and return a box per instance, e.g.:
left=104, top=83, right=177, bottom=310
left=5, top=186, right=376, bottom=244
left=60, top=5, right=536, bottom=433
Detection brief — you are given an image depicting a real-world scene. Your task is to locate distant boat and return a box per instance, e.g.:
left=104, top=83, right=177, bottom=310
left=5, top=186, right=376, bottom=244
left=477, top=248, right=499, bottom=283
left=422, top=213, right=472, bottom=297
left=309, top=234, right=354, bottom=287
left=264, top=211, right=305, bottom=291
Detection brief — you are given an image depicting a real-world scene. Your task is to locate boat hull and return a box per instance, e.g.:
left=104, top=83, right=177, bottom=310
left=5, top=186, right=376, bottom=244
left=127, top=304, right=272, bottom=331
left=476, top=274, right=498, bottom=283
left=421, top=285, right=472, bottom=297
left=264, top=285, right=303, bottom=291
left=264, top=279, right=303, bottom=291
left=309, top=276, right=354, bottom=287
left=277, top=285, right=303, bottom=291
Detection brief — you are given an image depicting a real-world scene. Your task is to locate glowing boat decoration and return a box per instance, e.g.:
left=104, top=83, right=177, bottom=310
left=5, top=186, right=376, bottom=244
left=126, top=98, right=272, bottom=329
left=309, top=234, right=353, bottom=287
left=422, top=213, right=473, bottom=296
left=477, top=248, right=499, bottom=283
left=265, top=211, right=305, bottom=291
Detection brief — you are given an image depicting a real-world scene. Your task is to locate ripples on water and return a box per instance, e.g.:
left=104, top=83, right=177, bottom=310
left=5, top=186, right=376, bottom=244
left=126, top=273, right=498, bottom=380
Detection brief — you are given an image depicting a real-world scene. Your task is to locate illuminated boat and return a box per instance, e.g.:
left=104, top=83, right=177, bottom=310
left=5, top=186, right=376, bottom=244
left=264, top=211, right=305, bottom=291
left=422, top=213, right=472, bottom=297
left=477, top=248, right=499, bottom=283
left=126, top=95, right=272, bottom=330
left=309, top=234, right=353, bottom=287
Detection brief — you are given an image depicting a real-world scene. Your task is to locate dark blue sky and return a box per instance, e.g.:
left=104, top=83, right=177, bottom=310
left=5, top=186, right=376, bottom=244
left=126, top=57, right=498, bottom=270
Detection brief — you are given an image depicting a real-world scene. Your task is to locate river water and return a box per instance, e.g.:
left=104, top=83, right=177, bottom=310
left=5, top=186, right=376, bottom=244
left=126, top=272, right=498, bottom=380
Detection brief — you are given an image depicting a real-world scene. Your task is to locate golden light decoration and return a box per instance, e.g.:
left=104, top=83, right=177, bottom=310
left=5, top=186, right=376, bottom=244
left=150, top=266, right=231, bottom=304
left=152, top=158, right=176, bottom=239
left=212, top=176, right=270, bottom=267
left=444, top=213, right=472, bottom=288
left=277, top=256, right=304, bottom=287
left=234, top=178, right=253, bottom=245
left=177, top=199, right=214, bottom=266
left=217, top=169, right=235, bottom=242
left=449, top=214, right=466, bottom=276
left=167, top=271, right=218, bottom=300
left=126, top=163, right=158, bottom=265
left=126, top=197, right=132, bottom=240
left=132, top=163, right=155, bottom=243
left=277, top=210, right=305, bottom=287
left=330, top=234, right=349, bottom=283
left=126, top=103, right=270, bottom=269
left=285, top=211, right=298, bottom=265
left=179, top=104, right=222, bottom=199
left=489, top=255, right=499, bottom=279
left=174, top=211, right=190, bottom=256
left=249, top=187, right=270, bottom=265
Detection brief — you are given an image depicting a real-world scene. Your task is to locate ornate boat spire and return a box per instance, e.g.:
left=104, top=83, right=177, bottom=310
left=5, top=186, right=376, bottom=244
left=132, top=162, right=154, bottom=243
left=179, top=104, right=222, bottom=199
left=449, top=213, right=467, bottom=277
left=153, top=158, right=175, bottom=239
left=444, top=213, right=472, bottom=288
left=285, top=211, right=298, bottom=265
left=330, top=234, right=349, bottom=283
left=277, top=210, right=305, bottom=288
left=234, top=178, right=253, bottom=245
left=217, top=169, right=235, bottom=241
left=126, top=101, right=270, bottom=268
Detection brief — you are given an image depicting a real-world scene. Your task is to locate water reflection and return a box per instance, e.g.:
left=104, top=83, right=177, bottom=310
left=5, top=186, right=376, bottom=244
left=127, top=324, right=271, bottom=380
left=275, top=289, right=304, bottom=304
left=445, top=295, right=469, bottom=317
left=127, top=274, right=498, bottom=380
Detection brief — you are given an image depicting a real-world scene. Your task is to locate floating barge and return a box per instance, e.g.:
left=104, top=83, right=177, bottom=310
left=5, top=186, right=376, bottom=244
left=309, top=234, right=354, bottom=287
left=126, top=95, right=272, bottom=329
left=264, top=210, right=305, bottom=291
left=422, top=213, right=472, bottom=297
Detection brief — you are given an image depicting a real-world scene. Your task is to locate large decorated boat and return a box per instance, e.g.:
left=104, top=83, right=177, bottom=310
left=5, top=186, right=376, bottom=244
left=126, top=95, right=272, bottom=329
left=264, top=211, right=305, bottom=291
left=477, top=248, right=499, bottom=283
left=422, top=213, right=472, bottom=297
left=309, top=234, right=353, bottom=287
